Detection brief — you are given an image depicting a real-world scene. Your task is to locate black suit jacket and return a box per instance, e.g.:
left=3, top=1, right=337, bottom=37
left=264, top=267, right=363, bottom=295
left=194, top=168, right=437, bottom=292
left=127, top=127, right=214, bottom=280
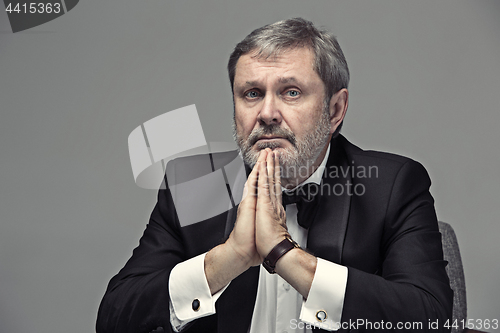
left=96, top=135, right=453, bottom=333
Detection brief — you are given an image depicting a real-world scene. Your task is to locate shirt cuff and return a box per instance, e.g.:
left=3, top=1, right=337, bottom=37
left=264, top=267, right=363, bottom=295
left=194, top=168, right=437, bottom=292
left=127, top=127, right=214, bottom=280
left=299, top=258, right=348, bottom=331
left=169, top=253, right=230, bottom=330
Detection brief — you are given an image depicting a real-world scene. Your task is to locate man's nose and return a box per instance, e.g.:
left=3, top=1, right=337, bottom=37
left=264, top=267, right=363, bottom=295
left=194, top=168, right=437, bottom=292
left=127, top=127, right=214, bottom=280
left=257, top=94, right=282, bottom=126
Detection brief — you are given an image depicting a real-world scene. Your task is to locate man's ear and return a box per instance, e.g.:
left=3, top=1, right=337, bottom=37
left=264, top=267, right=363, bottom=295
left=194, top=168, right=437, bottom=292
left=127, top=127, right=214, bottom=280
left=328, top=88, right=349, bottom=135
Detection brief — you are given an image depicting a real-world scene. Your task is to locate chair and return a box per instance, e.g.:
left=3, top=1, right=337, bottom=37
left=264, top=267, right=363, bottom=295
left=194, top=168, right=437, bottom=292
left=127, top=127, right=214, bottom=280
left=439, top=221, right=486, bottom=333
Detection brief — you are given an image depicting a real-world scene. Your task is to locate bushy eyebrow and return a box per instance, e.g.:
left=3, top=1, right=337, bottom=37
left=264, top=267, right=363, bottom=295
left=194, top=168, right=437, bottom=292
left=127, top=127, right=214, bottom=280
left=277, top=77, right=299, bottom=84
left=239, top=81, right=260, bottom=89
left=235, top=77, right=301, bottom=91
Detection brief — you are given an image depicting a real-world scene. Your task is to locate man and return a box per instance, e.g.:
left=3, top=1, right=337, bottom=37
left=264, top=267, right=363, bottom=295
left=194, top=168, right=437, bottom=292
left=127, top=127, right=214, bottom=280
left=97, top=18, right=453, bottom=332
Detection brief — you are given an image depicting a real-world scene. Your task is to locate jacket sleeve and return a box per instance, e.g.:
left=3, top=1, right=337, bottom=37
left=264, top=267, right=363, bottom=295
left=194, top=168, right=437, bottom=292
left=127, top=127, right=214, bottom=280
left=96, top=184, right=187, bottom=333
left=338, top=160, right=454, bottom=332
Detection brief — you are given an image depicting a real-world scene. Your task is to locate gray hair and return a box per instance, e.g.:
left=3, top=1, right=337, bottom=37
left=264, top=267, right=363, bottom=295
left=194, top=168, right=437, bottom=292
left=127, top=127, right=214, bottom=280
left=227, top=17, right=350, bottom=102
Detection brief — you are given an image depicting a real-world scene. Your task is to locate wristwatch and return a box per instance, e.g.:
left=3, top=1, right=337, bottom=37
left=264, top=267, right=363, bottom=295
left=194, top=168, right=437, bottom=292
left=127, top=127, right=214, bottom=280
left=262, top=236, right=300, bottom=274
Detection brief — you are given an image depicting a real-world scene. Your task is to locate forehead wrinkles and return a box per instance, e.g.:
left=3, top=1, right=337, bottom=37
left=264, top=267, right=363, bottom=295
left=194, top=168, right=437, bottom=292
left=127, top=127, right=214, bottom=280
left=235, top=66, right=315, bottom=95
left=236, top=56, right=292, bottom=81
left=235, top=48, right=315, bottom=80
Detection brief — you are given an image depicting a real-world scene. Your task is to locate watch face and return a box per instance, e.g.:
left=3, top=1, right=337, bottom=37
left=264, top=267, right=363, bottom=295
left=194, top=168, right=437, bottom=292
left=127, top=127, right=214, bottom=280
left=287, top=237, right=300, bottom=248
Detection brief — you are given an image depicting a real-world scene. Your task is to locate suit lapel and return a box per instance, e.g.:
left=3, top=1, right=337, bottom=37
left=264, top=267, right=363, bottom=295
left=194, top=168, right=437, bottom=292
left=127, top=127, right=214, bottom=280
left=307, top=137, right=352, bottom=264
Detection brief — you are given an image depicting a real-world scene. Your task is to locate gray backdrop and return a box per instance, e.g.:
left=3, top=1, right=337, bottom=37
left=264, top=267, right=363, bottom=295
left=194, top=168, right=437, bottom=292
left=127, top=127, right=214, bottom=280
left=1, top=1, right=499, bottom=332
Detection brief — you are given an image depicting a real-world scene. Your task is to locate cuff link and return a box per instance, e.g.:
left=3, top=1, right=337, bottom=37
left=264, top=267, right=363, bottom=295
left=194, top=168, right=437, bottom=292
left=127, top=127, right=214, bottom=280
left=192, top=299, right=200, bottom=312
left=315, top=310, right=327, bottom=322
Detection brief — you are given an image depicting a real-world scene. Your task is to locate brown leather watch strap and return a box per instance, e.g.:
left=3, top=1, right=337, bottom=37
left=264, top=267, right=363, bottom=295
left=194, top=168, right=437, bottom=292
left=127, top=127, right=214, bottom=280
left=262, top=237, right=300, bottom=274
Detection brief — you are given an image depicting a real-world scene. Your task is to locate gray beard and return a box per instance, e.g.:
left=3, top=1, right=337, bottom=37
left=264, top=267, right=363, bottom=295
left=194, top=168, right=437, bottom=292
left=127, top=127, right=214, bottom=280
left=233, top=102, right=331, bottom=182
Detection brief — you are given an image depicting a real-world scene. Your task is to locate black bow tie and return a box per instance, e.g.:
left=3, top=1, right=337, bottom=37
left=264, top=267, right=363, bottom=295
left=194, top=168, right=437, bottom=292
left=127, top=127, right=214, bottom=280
left=282, top=183, right=320, bottom=229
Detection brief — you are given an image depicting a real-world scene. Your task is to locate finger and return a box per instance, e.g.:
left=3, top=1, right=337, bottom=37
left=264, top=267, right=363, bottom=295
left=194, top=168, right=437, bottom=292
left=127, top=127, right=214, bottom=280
left=265, top=148, right=273, bottom=178
left=257, top=150, right=271, bottom=204
left=266, top=149, right=276, bottom=204
left=274, top=150, right=282, bottom=206
left=242, top=150, right=266, bottom=203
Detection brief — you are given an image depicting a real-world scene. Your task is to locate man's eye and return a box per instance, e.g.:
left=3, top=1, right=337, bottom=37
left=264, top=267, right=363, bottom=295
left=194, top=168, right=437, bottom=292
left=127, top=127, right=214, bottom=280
left=285, top=90, right=300, bottom=97
left=245, top=91, right=260, bottom=98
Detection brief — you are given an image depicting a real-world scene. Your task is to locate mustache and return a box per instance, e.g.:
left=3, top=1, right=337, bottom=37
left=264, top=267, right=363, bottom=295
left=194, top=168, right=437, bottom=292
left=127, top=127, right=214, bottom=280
left=247, top=125, right=296, bottom=147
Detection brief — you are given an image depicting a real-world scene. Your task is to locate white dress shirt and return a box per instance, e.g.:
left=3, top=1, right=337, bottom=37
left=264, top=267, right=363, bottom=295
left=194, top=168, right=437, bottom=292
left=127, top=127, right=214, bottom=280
left=169, top=145, right=348, bottom=332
